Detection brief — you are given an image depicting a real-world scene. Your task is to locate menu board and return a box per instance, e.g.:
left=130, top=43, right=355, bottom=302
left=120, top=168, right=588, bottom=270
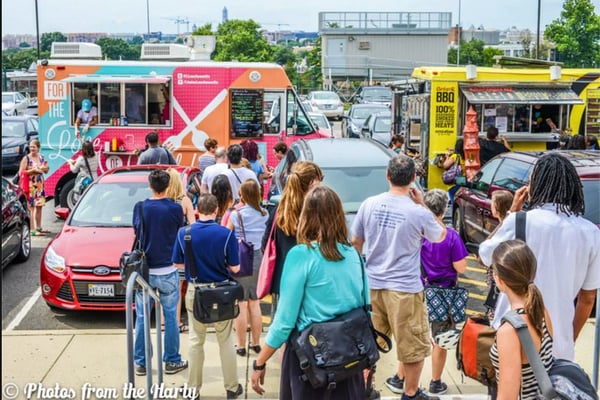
left=230, top=89, right=264, bottom=137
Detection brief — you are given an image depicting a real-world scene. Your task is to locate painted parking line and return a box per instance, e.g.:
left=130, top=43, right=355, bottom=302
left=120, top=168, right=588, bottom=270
left=6, top=288, right=41, bottom=331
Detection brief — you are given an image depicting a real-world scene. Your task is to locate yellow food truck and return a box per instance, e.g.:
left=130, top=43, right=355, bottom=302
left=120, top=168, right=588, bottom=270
left=389, top=66, right=600, bottom=189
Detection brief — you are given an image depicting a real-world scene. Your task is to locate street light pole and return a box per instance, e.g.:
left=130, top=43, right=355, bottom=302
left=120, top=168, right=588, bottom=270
left=146, top=0, right=150, bottom=35
left=536, top=0, right=541, bottom=59
left=457, top=0, right=461, bottom=65
left=34, top=0, right=40, bottom=59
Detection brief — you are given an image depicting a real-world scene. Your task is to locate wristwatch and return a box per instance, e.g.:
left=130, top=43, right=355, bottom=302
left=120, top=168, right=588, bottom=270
left=253, top=360, right=266, bottom=371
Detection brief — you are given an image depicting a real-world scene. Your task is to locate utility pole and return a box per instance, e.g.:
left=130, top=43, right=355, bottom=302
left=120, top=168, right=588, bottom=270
left=34, top=0, right=40, bottom=59
left=146, top=0, right=150, bottom=35
left=536, top=0, right=541, bottom=59
left=456, top=0, right=461, bottom=65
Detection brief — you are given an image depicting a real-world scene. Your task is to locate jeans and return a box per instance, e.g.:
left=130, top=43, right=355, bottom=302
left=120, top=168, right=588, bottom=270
left=134, top=269, right=182, bottom=366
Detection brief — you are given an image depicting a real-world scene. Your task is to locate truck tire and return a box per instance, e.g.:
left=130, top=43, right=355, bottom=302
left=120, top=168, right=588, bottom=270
left=59, top=179, right=77, bottom=209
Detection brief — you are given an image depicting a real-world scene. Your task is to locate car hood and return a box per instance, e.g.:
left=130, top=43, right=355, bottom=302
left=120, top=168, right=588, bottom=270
left=2, top=103, right=13, bottom=110
left=1, top=136, right=25, bottom=148
left=52, top=226, right=135, bottom=267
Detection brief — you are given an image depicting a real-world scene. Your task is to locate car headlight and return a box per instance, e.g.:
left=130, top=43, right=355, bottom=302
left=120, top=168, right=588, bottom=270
left=350, top=123, right=360, bottom=133
left=45, top=245, right=66, bottom=273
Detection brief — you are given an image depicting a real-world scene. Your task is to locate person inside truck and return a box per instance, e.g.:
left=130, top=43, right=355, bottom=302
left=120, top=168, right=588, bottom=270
left=74, top=99, right=98, bottom=138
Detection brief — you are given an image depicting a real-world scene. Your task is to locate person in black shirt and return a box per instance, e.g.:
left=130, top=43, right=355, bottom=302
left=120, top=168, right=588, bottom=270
left=479, top=126, right=510, bottom=165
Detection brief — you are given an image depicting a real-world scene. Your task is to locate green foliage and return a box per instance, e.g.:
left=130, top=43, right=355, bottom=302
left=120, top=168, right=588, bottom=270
left=482, top=47, right=504, bottom=66
left=192, top=23, right=214, bottom=36
left=95, top=37, right=139, bottom=60
left=447, top=39, right=501, bottom=66
left=272, top=45, right=296, bottom=66
left=544, top=0, right=600, bottom=67
left=40, top=32, right=67, bottom=53
left=19, top=42, right=31, bottom=48
left=305, top=36, right=322, bottom=89
left=129, top=36, right=144, bottom=45
left=2, top=48, right=48, bottom=71
left=213, top=19, right=272, bottom=62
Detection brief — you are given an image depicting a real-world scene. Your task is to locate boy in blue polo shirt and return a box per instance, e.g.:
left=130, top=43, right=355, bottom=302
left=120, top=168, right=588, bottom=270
left=173, top=193, right=243, bottom=399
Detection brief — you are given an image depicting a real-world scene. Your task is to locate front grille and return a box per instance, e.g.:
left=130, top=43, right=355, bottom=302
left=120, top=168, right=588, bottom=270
left=57, top=282, right=74, bottom=302
left=71, top=267, right=121, bottom=275
left=73, top=281, right=126, bottom=304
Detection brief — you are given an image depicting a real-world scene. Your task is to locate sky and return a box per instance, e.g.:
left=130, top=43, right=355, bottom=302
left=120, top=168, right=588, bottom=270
left=0, top=0, right=589, bottom=37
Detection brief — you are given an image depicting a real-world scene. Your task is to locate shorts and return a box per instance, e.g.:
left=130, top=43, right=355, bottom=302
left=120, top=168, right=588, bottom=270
left=431, top=319, right=455, bottom=338
left=370, top=289, right=431, bottom=363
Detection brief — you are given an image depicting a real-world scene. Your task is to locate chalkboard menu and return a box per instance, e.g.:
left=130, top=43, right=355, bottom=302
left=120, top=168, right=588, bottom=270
left=230, top=89, right=264, bottom=137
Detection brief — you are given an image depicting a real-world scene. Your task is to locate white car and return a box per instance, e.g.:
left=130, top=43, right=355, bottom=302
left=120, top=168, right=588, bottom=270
left=306, top=91, right=344, bottom=119
left=308, top=112, right=333, bottom=137
left=2, top=92, right=29, bottom=116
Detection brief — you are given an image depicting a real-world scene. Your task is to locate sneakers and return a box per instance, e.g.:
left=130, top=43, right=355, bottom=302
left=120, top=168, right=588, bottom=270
left=165, top=360, right=188, bottom=375
left=428, top=380, right=448, bottom=395
left=134, top=364, right=146, bottom=376
left=226, top=384, right=243, bottom=399
left=385, top=374, right=404, bottom=394
left=235, top=347, right=246, bottom=357
left=401, top=388, right=440, bottom=400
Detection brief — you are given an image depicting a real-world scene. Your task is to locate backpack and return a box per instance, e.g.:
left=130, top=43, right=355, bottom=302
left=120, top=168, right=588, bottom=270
left=456, top=314, right=497, bottom=387
left=502, top=311, right=598, bottom=400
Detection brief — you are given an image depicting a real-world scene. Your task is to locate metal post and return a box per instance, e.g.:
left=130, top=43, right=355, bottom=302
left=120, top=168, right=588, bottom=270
left=146, top=0, right=150, bottom=35
left=593, top=288, right=599, bottom=389
left=34, top=0, right=40, bottom=60
left=456, top=0, right=461, bottom=66
left=536, top=0, right=541, bottom=59
left=125, top=272, right=137, bottom=399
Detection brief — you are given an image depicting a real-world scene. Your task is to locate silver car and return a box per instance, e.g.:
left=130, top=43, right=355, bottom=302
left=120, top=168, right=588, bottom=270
left=306, top=91, right=344, bottom=119
left=2, top=92, right=29, bottom=116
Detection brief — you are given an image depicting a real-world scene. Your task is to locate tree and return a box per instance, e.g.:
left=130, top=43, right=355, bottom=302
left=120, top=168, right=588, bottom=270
left=192, top=23, right=213, bottom=36
left=482, top=47, right=504, bottom=66
left=2, top=48, right=45, bottom=71
left=272, top=45, right=296, bottom=66
left=544, top=0, right=600, bottom=67
left=447, top=39, right=501, bottom=66
left=213, top=19, right=272, bottom=62
left=129, top=36, right=144, bottom=45
left=95, top=37, right=138, bottom=60
left=305, top=37, right=322, bottom=90
left=40, top=32, right=67, bottom=53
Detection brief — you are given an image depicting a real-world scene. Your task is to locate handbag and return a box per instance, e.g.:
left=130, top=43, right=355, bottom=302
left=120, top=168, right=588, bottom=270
left=456, top=314, right=497, bottom=387
left=184, top=225, right=244, bottom=324
left=256, top=211, right=277, bottom=299
left=233, top=210, right=254, bottom=277
left=442, top=157, right=462, bottom=185
left=74, top=157, right=94, bottom=194
left=424, top=285, right=469, bottom=323
left=119, top=202, right=149, bottom=287
left=290, top=251, right=393, bottom=393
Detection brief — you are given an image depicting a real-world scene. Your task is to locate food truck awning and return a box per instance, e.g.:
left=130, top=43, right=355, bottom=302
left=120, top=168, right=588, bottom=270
left=460, top=86, right=583, bottom=105
left=63, top=75, right=170, bottom=84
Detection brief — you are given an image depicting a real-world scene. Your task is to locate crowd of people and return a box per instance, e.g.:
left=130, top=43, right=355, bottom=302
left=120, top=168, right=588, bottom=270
left=17, top=118, right=599, bottom=399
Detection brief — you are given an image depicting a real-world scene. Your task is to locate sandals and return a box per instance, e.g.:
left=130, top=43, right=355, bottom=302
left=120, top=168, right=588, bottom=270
left=31, top=230, right=44, bottom=236
left=249, top=344, right=261, bottom=354
left=236, top=344, right=261, bottom=357
left=37, top=228, right=50, bottom=234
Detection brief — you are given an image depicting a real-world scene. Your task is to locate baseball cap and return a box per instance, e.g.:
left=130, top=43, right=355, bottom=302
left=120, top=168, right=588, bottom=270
left=82, top=99, right=92, bottom=112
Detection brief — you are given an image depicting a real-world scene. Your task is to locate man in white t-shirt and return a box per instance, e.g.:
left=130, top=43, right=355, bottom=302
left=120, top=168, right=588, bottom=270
left=201, top=147, right=229, bottom=193
left=479, top=153, right=600, bottom=361
left=222, top=144, right=258, bottom=201
left=352, top=156, right=446, bottom=399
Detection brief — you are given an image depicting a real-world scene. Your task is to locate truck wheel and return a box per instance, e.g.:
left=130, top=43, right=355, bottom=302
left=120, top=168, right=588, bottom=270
left=59, top=179, right=77, bottom=209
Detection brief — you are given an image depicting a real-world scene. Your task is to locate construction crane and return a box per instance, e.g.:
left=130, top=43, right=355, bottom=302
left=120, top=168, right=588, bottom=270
left=162, top=17, right=191, bottom=35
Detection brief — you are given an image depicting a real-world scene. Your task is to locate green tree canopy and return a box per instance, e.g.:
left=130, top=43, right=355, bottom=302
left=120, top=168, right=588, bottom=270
left=129, top=36, right=144, bottom=45
left=447, top=39, right=501, bottom=66
left=40, top=32, right=67, bottom=53
left=192, top=23, right=214, bottom=36
left=2, top=48, right=47, bottom=71
left=213, top=19, right=272, bottom=62
left=544, top=0, right=600, bottom=67
left=272, top=45, right=296, bottom=66
left=95, top=37, right=139, bottom=60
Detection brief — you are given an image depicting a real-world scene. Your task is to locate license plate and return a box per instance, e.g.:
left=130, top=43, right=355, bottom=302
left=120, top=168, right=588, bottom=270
left=324, top=104, right=332, bottom=109
left=88, top=284, right=115, bottom=297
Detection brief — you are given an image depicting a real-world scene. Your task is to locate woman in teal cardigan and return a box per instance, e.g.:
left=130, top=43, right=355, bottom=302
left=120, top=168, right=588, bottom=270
left=251, top=185, right=370, bottom=399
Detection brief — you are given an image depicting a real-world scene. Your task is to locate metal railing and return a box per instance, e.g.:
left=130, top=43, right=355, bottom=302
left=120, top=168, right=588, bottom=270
left=593, top=288, right=599, bottom=389
left=125, top=271, right=163, bottom=400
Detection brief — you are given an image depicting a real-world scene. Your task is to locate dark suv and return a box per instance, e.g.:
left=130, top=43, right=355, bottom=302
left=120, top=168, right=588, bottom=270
left=1, top=115, right=39, bottom=173
left=453, top=150, right=600, bottom=245
left=355, top=86, right=393, bottom=107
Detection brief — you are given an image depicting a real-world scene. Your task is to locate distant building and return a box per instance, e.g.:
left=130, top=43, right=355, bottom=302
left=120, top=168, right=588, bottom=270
left=222, top=7, right=228, bottom=23
left=65, top=32, right=107, bottom=43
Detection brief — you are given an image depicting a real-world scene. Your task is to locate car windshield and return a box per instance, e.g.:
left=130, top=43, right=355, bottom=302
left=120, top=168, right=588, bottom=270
left=582, top=180, right=600, bottom=225
left=322, top=166, right=388, bottom=213
left=363, top=88, right=392, bottom=100
left=2, top=94, right=14, bottom=103
left=374, top=117, right=392, bottom=132
left=352, top=107, right=387, bottom=119
left=2, top=121, right=25, bottom=137
left=69, top=182, right=151, bottom=227
left=313, top=92, right=339, bottom=100
left=310, top=114, right=328, bottom=127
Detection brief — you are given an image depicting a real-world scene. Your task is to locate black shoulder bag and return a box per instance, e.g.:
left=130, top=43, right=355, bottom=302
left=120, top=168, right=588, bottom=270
left=184, top=225, right=244, bottom=324
left=119, top=202, right=149, bottom=286
left=289, top=251, right=392, bottom=397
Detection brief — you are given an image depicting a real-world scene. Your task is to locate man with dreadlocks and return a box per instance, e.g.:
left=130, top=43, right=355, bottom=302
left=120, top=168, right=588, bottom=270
left=479, top=152, right=600, bottom=361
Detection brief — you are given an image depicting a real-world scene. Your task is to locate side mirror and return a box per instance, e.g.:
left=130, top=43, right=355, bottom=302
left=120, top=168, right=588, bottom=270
left=465, top=242, right=480, bottom=256
left=455, top=176, right=468, bottom=186
left=55, top=207, right=70, bottom=220
left=27, top=131, right=38, bottom=139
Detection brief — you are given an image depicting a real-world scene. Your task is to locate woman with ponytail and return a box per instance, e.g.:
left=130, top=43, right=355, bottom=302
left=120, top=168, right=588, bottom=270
left=489, top=240, right=554, bottom=400
left=261, top=161, right=323, bottom=297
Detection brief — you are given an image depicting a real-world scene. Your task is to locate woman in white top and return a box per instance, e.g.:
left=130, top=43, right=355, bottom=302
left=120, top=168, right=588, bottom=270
left=68, top=140, right=99, bottom=195
left=227, top=179, right=269, bottom=356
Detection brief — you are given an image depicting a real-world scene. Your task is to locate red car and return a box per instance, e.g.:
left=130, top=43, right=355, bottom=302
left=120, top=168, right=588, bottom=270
left=40, top=165, right=201, bottom=311
left=453, top=150, right=600, bottom=246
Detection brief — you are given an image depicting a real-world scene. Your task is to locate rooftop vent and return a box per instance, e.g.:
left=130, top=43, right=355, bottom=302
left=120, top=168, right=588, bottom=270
left=51, top=42, right=102, bottom=59
left=186, top=36, right=216, bottom=61
left=140, top=44, right=190, bottom=61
